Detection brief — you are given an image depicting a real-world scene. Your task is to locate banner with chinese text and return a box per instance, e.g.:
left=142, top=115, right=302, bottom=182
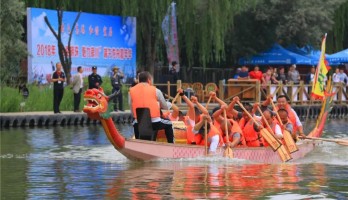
left=27, top=8, right=136, bottom=84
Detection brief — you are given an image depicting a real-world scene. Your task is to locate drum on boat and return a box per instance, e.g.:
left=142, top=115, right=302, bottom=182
left=156, top=121, right=187, bottom=144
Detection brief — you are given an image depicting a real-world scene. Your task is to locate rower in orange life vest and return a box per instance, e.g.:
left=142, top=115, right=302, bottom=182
left=129, top=71, right=174, bottom=143
left=190, top=95, right=209, bottom=144
left=162, top=89, right=196, bottom=144
left=212, top=105, right=245, bottom=147
left=262, top=95, right=306, bottom=138
left=193, top=114, right=220, bottom=154
left=228, top=96, right=264, bottom=147
left=258, top=110, right=283, bottom=145
left=277, top=109, right=295, bottom=141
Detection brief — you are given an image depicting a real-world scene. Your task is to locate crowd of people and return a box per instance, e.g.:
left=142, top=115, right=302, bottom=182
left=129, top=71, right=306, bottom=155
left=231, top=65, right=348, bottom=85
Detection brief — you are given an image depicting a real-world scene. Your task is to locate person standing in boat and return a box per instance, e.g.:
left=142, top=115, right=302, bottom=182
left=129, top=71, right=174, bottom=143
left=262, top=95, right=305, bottom=138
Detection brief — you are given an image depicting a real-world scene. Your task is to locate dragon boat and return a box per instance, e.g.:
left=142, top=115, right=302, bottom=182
left=82, top=79, right=333, bottom=163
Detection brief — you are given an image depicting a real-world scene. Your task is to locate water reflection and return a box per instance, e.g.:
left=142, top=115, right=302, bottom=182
left=105, top=162, right=335, bottom=199
left=1, top=121, right=348, bottom=199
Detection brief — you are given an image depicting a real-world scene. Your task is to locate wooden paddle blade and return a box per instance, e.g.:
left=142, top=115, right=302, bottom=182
left=277, top=145, right=292, bottom=162
left=224, top=147, right=234, bottom=158
left=337, top=141, right=348, bottom=146
left=283, top=130, right=299, bottom=153
left=260, top=129, right=282, bottom=152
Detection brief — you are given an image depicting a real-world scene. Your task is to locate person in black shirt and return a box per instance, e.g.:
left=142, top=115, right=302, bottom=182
left=51, top=62, right=66, bottom=114
left=110, top=66, right=124, bottom=111
left=88, top=66, right=103, bottom=89
left=169, top=61, right=179, bottom=82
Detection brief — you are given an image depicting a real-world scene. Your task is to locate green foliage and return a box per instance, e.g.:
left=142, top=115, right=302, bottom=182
left=231, top=0, right=347, bottom=58
left=0, top=77, right=130, bottom=112
left=19, top=0, right=348, bottom=76
left=0, top=0, right=27, bottom=84
left=327, top=1, right=348, bottom=53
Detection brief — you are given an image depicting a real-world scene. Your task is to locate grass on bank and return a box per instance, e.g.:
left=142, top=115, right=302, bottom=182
left=0, top=78, right=130, bottom=112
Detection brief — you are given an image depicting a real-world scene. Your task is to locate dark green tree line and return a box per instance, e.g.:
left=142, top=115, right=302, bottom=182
left=1, top=0, right=346, bottom=85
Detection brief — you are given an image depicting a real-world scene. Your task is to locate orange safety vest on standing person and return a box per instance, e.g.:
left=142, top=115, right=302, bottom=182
left=130, top=83, right=160, bottom=119
left=239, top=117, right=264, bottom=147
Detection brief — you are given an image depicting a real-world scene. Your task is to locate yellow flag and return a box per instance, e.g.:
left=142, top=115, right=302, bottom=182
left=311, top=34, right=330, bottom=99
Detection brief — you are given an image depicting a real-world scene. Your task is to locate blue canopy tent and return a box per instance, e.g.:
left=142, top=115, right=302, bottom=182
left=239, top=43, right=313, bottom=66
left=327, top=49, right=348, bottom=65
left=287, top=45, right=334, bottom=65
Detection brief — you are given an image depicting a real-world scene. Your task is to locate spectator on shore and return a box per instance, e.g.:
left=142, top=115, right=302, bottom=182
left=169, top=61, right=179, bottom=82
left=272, top=67, right=278, bottom=83
left=288, top=64, right=300, bottom=84
left=337, top=68, right=348, bottom=84
left=51, top=62, right=66, bottom=114
left=231, top=68, right=242, bottom=79
left=237, top=66, right=249, bottom=80
left=111, top=66, right=124, bottom=111
left=305, top=67, right=316, bottom=84
left=88, top=66, right=103, bottom=89
left=71, top=66, right=84, bottom=112
left=277, top=67, right=288, bottom=84
left=249, top=66, right=263, bottom=82
left=19, top=84, right=29, bottom=99
left=333, top=68, right=341, bottom=83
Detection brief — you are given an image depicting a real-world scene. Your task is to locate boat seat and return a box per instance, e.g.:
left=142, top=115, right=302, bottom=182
left=136, top=108, right=157, bottom=141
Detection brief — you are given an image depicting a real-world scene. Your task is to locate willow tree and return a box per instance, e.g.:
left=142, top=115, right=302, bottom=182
left=1, top=0, right=27, bottom=85
left=25, top=0, right=255, bottom=77
left=327, top=1, right=348, bottom=53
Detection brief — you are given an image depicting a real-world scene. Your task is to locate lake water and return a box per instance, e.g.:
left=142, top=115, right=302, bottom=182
left=1, top=120, right=348, bottom=199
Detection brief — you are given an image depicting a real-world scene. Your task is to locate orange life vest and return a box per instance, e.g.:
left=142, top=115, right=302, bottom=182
left=196, top=122, right=220, bottom=146
left=221, top=119, right=246, bottom=146
left=129, top=83, right=160, bottom=119
left=184, top=116, right=196, bottom=144
left=275, top=104, right=299, bottom=134
left=239, top=117, right=263, bottom=147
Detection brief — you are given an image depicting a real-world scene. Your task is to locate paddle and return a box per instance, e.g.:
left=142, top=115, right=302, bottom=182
left=223, top=109, right=234, bottom=158
left=299, top=136, right=348, bottom=146
left=204, top=120, right=208, bottom=155
left=236, top=101, right=281, bottom=152
left=203, top=93, right=213, bottom=155
left=270, top=100, right=299, bottom=153
left=256, top=106, right=292, bottom=162
left=205, top=95, right=212, bottom=109
left=172, top=92, right=181, bottom=104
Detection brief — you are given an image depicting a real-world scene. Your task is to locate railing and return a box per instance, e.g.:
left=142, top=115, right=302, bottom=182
left=218, top=80, right=347, bottom=105
left=123, top=80, right=347, bottom=107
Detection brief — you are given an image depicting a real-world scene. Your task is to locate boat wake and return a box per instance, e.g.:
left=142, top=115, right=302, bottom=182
left=294, top=139, right=348, bottom=165
left=29, top=145, right=129, bottom=163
